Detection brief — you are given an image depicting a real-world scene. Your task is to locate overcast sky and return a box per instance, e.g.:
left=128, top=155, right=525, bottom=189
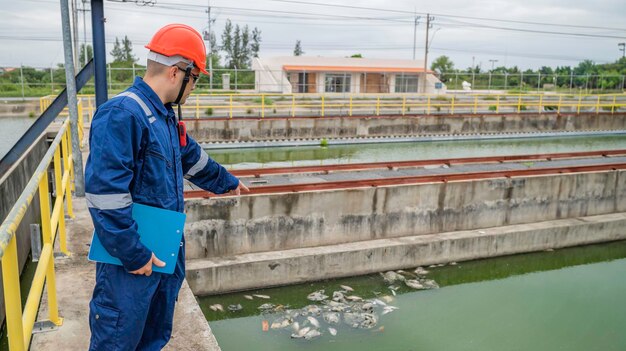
left=1, top=0, right=625, bottom=71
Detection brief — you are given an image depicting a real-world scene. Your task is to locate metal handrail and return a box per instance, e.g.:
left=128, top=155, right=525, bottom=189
left=0, top=118, right=75, bottom=351
left=41, top=92, right=625, bottom=120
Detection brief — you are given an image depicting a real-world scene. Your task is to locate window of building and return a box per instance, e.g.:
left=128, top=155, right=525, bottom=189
left=396, top=74, right=419, bottom=93
left=325, top=73, right=351, bottom=93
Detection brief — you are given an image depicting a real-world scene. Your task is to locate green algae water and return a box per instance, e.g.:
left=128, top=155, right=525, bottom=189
left=206, top=135, right=626, bottom=170
left=197, top=240, right=626, bottom=351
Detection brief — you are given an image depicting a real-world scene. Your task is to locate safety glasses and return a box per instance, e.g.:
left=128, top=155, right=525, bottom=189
left=175, top=66, right=199, bottom=83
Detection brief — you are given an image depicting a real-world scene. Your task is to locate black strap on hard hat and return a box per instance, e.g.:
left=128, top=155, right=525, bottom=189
left=174, top=64, right=192, bottom=112
left=174, top=64, right=192, bottom=147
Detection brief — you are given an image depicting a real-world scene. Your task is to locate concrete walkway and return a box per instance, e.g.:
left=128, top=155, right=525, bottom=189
left=30, top=150, right=221, bottom=350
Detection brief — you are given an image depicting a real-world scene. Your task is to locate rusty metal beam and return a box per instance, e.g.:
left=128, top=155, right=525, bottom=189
left=185, top=162, right=626, bottom=199
left=229, top=150, right=626, bottom=178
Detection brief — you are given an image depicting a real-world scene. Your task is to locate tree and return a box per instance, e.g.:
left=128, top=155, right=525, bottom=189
left=350, top=54, right=363, bottom=58
left=79, top=44, right=93, bottom=67
left=110, top=37, right=124, bottom=63
left=293, top=40, right=304, bottom=56
left=221, top=20, right=233, bottom=67
left=431, top=55, right=454, bottom=74
left=220, top=19, right=261, bottom=69
left=110, top=36, right=136, bottom=64
left=430, top=55, right=454, bottom=82
left=251, top=28, right=261, bottom=58
left=122, top=36, right=136, bottom=63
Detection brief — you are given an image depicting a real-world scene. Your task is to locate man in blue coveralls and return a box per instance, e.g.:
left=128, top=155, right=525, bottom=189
left=85, top=23, right=248, bottom=350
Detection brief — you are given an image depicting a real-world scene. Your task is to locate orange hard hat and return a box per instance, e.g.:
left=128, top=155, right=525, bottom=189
left=145, top=24, right=208, bottom=75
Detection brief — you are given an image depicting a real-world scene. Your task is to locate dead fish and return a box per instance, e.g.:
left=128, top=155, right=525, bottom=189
left=405, top=279, right=425, bottom=290
left=304, top=329, right=321, bottom=340
left=346, top=295, right=363, bottom=302
left=292, top=321, right=300, bottom=332
left=298, top=326, right=311, bottom=337
left=332, top=291, right=346, bottom=302
left=382, top=306, right=398, bottom=315
left=253, top=294, right=271, bottom=299
left=271, top=317, right=292, bottom=329
left=340, top=284, right=354, bottom=292
left=323, top=312, right=340, bottom=324
left=380, top=271, right=405, bottom=283
left=258, top=303, right=275, bottom=311
left=328, top=327, right=337, bottom=336
left=421, top=279, right=440, bottom=289
left=244, top=295, right=254, bottom=300
left=414, top=267, right=429, bottom=275
left=372, top=298, right=387, bottom=307
left=307, top=290, right=329, bottom=301
left=228, top=304, right=243, bottom=312
left=209, top=304, right=224, bottom=312
left=381, top=295, right=394, bottom=303
left=450, top=262, right=458, bottom=266
left=307, top=316, right=320, bottom=328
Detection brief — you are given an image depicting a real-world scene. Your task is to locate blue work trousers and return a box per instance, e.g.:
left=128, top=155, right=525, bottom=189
left=88, top=245, right=185, bottom=351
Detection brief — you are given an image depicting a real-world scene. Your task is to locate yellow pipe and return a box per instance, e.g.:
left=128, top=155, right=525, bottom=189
left=451, top=96, right=456, bottom=114
left=475, top=96, right=479, bottom=114
left=402, top=96, right=406, bottom=116
left=229, top=95, right=233, bottom=119
left=376, top=97, right=380, bottom=116
left=557, top=95, right=562, bottom=114
left=62, top=131, right=74, bottom=218
left=291, top=95, right=295, bottom=118
left=21, top=244, right=52, bottom=344
left=495, top=96, right=500, bottom=113
left=539, top=95, right=543, bottom=114
left=2, top=235, right=26, bottom=351
left=261, top=94, right=265, bottom=119
left=321, top=95, right=325, bottom=117
left=39, top=172, right=52, bottom=245
left=427, top=96, right=431, bottom=115
left=596, top=95, right=600, bottom=114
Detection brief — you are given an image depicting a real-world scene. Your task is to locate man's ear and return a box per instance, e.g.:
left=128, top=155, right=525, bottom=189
left=168, top=66, right=178, bottom=82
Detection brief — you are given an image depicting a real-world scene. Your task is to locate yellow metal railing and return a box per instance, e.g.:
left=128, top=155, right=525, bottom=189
left=182, top=92, right=626, bottom=118
left=0, top=119, right=76, bottom=350
left=39, top=92, right=626, bottom=120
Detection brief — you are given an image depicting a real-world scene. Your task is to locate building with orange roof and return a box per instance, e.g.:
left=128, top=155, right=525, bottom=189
left=251, top=56, right=445, bottom=94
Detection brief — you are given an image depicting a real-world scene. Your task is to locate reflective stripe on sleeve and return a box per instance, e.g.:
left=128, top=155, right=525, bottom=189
left=185, top=151, right=209, bottom=179
left=115, top=91, right=153, bottom=117
left=85, top=193, right=132, bottom=210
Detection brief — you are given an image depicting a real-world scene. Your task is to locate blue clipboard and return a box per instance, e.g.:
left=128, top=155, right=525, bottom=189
left=88, top=203, right=186, bottom=274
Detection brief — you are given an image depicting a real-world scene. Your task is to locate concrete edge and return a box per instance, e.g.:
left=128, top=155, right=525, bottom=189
left=186, top=212, right=626, bottom=295
left=165, top=279, right=221, bottom=351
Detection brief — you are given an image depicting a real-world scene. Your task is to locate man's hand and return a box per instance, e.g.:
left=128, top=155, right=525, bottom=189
left=129, top=253, right=165, bottom=276
left=228, top=180, right=250, bottom=196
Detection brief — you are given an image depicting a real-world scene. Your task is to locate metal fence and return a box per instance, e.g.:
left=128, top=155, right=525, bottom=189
left=41, top=92, right=626, bottom=120
left=3, top=66, right=626, bottom=97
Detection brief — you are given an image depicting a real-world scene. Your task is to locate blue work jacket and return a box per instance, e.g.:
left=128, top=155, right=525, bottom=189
left=85, top=77, right=238, bottom=271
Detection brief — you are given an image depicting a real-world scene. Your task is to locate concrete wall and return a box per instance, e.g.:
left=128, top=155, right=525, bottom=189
left=186, top=113, right=626, bottom=142
left=184, top=170, right=626, bottom=260
left=186, top=213, right=626, bottom=295
left=0, top=134, right=48, bottom=324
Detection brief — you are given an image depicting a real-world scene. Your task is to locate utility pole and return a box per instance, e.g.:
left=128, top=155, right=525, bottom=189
left=412, top=15, right=420, bottom=60
left=422, top=14, right=434, bottom=93
left=78, top=0, right=90, bottom=67
left=471, top=56, right=475, bottom=89
left=204, top=0, right=215, bottom=89
left=489, top=59, right=498, bottom=71
left=60, top=0, right=85, bottom=196
left=619, top=43, right=625, bottom=59
left=71, top=0, right=80, bottom=73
